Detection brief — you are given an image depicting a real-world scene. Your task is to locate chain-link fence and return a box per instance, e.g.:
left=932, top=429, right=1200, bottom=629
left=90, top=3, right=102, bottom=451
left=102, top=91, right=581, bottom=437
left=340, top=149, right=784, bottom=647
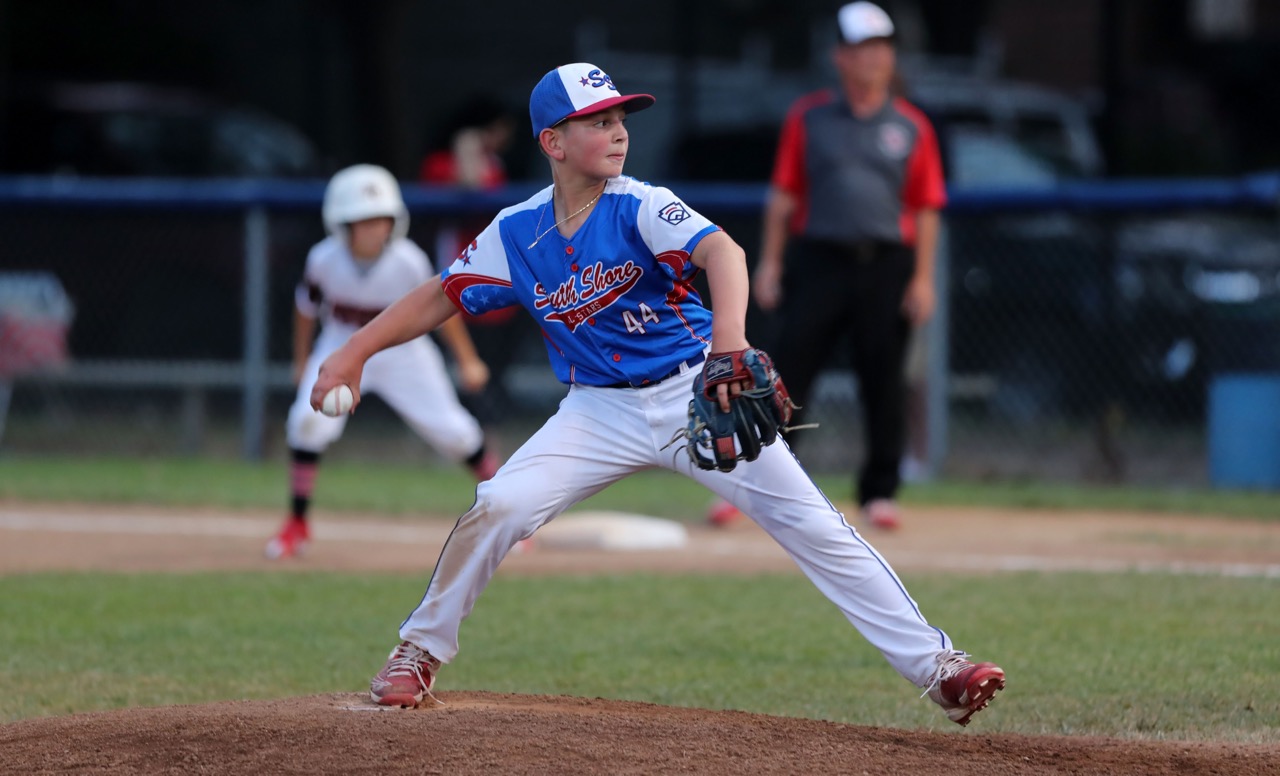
left=2, top=176, right=1278, bottom=490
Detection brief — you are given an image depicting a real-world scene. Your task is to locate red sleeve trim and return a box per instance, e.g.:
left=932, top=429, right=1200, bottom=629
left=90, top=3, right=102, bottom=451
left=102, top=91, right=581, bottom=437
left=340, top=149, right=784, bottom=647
left=894, top=98, right=946, bottom=245
left=441, top=272, right=512, bottom=316
left=895, top=98, right=947, bottom=211
left=771, top=90, right=834, bottom=235
left=654, top=249, right=692, bottom=278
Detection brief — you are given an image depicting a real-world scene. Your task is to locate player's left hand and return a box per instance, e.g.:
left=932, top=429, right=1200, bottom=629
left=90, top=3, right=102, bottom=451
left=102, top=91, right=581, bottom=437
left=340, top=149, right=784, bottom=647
left=675, top=348, right=796, bottom=473
left=456, top=358, right=491, bottom=394
left=752, top=260, right=784, bottom=311
left=708, top=338, right=751, bottom=412
left=902, top=276, right=936, bottom=327
left=310, top=346, right=366, bottom=413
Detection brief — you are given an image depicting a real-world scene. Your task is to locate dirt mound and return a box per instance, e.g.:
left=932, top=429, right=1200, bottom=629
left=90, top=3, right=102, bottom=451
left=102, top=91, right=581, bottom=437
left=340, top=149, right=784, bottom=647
left=4, top=692, right=1277, bottom=775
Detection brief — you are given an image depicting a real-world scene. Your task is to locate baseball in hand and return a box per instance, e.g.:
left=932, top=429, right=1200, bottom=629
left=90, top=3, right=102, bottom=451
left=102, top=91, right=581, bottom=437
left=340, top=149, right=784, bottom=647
left=320, top=384, right=354, bottom=417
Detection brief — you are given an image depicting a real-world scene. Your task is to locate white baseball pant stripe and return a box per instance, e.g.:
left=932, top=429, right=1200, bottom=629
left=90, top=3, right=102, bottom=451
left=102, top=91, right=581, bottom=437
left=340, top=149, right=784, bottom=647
left=398, top=366, right=953, bottom=688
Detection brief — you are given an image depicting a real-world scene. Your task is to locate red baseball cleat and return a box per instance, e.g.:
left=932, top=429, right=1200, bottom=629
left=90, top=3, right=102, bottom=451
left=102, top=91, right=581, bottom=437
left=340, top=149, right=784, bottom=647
left=470, top=450, right=499, bottom=482
left=706, top=499, right=744, bottom=527
left=370, top=641, right=441, bottom=708
left=926, top=652, right=1006, bottom=726
left=863, top=499, right=901, bottom=531
left=264, top=517, right=309, bottom=560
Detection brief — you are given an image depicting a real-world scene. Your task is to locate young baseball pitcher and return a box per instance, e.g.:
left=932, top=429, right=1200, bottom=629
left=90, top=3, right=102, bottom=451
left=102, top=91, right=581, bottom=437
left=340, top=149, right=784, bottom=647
left=266, top=164, right=498, bottom=559
left=309, top=65, right=1005, bottom=725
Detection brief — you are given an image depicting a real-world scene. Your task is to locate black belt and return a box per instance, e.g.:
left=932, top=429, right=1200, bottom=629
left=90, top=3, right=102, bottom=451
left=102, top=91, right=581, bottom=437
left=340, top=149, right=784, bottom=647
left=601, top=351, right=706, bottom=389
left=802, top=238, right=892, bottom=263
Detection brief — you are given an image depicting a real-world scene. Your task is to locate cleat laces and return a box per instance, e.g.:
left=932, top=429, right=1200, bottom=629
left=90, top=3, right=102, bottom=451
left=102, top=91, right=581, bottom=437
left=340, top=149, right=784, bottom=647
left=921, top=650, right=972, bottom=698
left=384, top=642, right=443, bottom=705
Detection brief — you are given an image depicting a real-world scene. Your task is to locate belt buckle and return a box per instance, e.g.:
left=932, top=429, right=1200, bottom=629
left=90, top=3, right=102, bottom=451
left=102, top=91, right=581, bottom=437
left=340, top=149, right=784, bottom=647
left=635, top=358, right=685, bottom=388
left=622, top=352, right=704, bottom=389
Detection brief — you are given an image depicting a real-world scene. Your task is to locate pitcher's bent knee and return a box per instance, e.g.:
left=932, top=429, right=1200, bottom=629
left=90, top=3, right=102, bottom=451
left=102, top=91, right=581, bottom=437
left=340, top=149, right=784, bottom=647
left=469, top=478, right=541, bottom=538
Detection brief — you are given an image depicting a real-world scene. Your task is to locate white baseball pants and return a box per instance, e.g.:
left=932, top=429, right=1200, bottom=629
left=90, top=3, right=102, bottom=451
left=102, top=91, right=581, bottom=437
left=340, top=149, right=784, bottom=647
left=397, top=366, right=955, bottom=688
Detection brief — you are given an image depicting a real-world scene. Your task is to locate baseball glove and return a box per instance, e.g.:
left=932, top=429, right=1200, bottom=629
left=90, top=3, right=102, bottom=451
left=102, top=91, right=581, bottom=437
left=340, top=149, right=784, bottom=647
left=674, top=348, right=798, bottom=473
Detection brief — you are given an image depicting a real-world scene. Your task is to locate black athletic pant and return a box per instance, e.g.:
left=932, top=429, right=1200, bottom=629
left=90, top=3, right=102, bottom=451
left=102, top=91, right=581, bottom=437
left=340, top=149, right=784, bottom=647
left=771, top=238, right=915, bottom=507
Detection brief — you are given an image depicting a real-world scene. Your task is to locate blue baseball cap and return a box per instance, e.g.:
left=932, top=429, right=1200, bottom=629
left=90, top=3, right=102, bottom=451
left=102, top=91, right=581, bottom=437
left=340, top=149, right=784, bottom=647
left=529, top=63, right=655, bottom=138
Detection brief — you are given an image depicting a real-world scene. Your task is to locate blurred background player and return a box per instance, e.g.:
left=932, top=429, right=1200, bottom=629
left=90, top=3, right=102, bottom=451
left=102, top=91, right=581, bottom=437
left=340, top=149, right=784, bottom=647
left=749, top=1, right=946, bottom=531
left=419, top=95, right=516, bottom=191
left=266, top=164, right=498, bottom=559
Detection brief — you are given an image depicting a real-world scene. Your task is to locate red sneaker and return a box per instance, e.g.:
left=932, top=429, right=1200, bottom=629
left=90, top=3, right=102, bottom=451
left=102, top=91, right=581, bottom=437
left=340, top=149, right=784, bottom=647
left=926, top=653, right=1006, bottom=726
left=264, top=517, right=309, bottom=560
left=706, top=499, right=743, bottom=527
left=370, top=641, right=441, bottom=708
left=863, top=499, right=901, bottom=531
left=470, top=450, right=499, bottom=482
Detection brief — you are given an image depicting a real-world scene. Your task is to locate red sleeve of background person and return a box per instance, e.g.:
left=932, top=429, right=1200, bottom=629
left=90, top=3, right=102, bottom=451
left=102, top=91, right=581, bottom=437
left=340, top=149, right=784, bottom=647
left=896, top=97, right=946, bottom=245
left=771, top=90, right=833, bottom=235
left=420, top=151, right=456, bottom=183
left=422, top=150, right=515, bottom=324
left=420, top=150, right=507, bottom=189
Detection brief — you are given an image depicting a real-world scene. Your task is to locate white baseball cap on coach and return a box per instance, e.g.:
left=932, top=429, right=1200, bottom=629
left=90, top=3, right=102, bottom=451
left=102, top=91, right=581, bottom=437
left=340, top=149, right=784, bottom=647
left=529, top=62, right=655, bottom=138
left=837, top=1, right=895, bottom=45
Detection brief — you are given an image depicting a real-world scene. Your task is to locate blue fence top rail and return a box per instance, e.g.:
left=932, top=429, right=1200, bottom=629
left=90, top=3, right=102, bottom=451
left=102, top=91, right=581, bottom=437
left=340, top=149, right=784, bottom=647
left=0, top=177, right=766, bottom=214
left=945, top=171, right=1280, bottom=213
left=0, top=172, right=1277, bottom=213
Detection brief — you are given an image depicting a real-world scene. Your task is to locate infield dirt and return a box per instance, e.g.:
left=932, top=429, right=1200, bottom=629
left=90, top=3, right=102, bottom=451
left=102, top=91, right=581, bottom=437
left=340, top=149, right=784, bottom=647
left=2, top=501, right=1278, bottom=775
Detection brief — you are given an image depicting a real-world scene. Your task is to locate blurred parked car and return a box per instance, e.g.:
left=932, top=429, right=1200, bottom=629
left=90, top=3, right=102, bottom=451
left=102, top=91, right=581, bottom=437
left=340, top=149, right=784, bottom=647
left=0, top=81, right=327, bottom=362
left=1114, top=216, right=1280, bottom=419
left=1, top=80, right=323, bottom=178
left=913, top=73, right=1111, bottom=421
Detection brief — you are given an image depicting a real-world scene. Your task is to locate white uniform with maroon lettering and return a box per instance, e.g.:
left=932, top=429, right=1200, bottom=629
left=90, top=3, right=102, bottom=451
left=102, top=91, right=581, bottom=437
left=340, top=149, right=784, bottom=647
left=285, top=235, right=485, bottom=460
left=393, top=175, right=959, bottom=690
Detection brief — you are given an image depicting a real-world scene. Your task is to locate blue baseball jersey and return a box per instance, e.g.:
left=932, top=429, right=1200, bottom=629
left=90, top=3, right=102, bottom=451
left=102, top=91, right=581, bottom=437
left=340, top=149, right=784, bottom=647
left=441, top=175, right=719, bottom=386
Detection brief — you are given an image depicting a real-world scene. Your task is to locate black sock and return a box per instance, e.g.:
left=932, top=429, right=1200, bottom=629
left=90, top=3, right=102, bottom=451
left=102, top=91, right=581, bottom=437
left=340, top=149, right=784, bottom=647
left=464, top=445, right=488, bottom=469
left=289, top=449, right=321, bottom=521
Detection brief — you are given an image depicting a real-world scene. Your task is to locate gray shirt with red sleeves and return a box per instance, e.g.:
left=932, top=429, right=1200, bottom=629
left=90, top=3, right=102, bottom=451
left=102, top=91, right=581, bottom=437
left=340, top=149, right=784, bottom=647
left=770, top=90, right=946, bottom=248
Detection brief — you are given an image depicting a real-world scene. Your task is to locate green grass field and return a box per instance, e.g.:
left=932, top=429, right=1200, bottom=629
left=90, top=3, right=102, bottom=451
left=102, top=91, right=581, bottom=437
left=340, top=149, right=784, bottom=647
left=1, top=455, right=1278, bottom=741
left=2, top=570, right=1276, bottom=740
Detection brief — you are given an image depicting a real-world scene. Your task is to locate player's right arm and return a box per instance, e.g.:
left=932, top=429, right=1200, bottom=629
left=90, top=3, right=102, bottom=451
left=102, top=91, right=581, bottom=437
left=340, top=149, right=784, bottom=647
left=310, top=275, right=458, bottom=412
left=293, top=254, right=324, bottom=385
left=754, top=98, right=807, bottom=311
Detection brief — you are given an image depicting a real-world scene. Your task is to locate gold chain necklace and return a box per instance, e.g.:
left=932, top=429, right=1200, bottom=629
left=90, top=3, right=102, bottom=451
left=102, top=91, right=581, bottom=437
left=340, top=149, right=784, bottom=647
left=528, top=190, right=601, bottom=249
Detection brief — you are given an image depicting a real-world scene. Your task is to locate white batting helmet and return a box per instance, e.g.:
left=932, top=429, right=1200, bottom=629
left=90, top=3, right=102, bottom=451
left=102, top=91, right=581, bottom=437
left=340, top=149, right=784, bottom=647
left=322, top=164, right=409, bottom=241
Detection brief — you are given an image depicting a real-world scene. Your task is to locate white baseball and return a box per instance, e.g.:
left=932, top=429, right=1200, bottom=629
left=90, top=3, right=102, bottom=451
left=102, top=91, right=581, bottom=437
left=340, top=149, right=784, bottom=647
left=320, top=384, right=354, bottom=417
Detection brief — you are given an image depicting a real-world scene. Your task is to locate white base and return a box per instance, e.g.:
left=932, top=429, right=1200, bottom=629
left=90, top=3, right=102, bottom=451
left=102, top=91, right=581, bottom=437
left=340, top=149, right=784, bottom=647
left=535, top=511, right=689, bottom=552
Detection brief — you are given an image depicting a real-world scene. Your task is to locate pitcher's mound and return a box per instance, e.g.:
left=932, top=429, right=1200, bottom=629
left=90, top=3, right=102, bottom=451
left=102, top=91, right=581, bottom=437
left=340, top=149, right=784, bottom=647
left=4, top=692, right=1278, bottom=775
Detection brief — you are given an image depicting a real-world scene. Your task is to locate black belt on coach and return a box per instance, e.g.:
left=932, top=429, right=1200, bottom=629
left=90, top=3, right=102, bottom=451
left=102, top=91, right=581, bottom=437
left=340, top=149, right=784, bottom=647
left=803, top=237, right=889, bottom=263
left=601, top=351, right=706, bottom=389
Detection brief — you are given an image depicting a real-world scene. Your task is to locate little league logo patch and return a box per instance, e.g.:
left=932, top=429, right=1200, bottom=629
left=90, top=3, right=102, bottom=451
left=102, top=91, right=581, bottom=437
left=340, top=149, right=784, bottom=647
left=878, top=123, right=910, bottom=160
left=658, top=201, right=690, bottom=225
